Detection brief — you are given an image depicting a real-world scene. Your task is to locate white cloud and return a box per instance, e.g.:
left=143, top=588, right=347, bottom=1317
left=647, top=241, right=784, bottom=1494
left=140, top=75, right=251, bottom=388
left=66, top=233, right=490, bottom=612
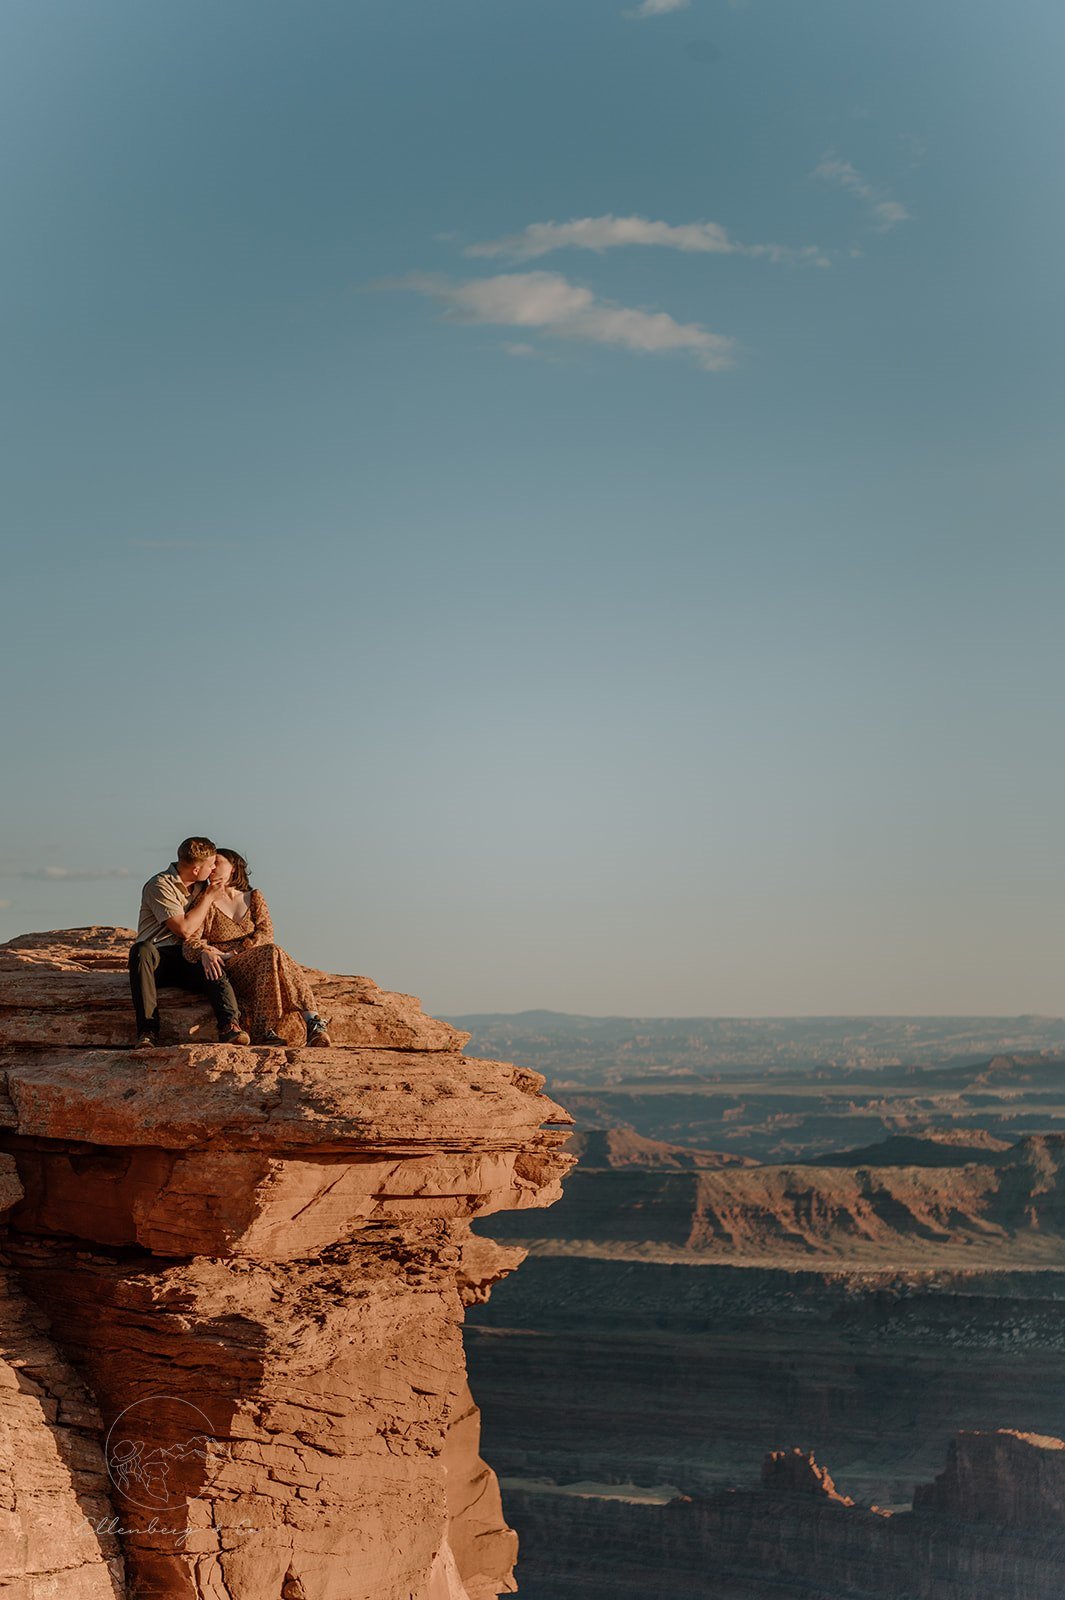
left=812, top=154, right=911, bottom=232
left=625, top=0, right=691, bottom=16
left=869, top=199, right=910, bottom=229
left=381, top=270, right=736, bottom=371
left=466, top=213, right=829, bottom=268
left=18, top=866, right=132, bottom=881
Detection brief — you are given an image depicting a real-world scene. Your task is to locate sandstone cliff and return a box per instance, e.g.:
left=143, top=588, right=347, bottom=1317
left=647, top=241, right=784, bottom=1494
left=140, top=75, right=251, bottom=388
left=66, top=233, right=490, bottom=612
left=0, top=1151, right=127, bottom=1598
left=0, top=927, right=575, bottom=1600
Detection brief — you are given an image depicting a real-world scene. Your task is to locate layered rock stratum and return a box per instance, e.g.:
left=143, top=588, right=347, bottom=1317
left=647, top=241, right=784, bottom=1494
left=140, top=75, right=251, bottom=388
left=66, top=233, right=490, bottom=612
left=0, top=927, right=575, bottom=1600
left=467, top=1253, right=1065, bottom=1510
left=486, top=1124, right=1065, bottom=1263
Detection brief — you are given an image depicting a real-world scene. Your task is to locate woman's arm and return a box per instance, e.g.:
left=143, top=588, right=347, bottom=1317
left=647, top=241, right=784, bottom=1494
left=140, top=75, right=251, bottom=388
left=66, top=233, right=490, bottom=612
left=183, top=908, right=215, bottom=963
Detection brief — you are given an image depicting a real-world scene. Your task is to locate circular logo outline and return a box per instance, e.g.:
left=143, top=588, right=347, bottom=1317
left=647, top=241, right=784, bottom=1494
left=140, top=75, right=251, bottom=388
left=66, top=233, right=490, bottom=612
left=104, top=1394, right=214, bottom=1513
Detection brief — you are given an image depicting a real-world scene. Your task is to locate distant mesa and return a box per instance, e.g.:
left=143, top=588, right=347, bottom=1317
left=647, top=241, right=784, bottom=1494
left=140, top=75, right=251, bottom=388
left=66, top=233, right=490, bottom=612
left=811, top=1130, right=1013, bottom=1168
left=483, top=1122, right=1065, bottom=1265
left=913, top=1428, right=1065, bottom=1528
left=563, top=1126, right=758, bottom=1170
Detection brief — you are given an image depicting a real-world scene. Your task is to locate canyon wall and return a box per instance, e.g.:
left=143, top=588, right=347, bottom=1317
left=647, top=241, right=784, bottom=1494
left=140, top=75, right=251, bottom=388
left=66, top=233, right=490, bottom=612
left=0, top=927, right=575, bottom=1600
left=466, top=1253, right=1065, bottom=1504
left=483, top=1127, right=1065, bottom=1263
left=500, top=1432, right=1065, bottom=1600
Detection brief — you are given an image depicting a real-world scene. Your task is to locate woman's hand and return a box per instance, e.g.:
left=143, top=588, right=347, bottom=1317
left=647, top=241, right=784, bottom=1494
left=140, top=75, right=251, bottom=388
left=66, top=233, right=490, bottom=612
left=201, top=947, right=226, bottom=981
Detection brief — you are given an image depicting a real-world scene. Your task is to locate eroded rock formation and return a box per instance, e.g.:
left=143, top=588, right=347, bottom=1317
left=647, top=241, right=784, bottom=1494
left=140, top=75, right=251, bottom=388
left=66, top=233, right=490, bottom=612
left=913, top=1427, right=1065, bottom=1527
left=501, top=1432, right=1065, bottom=1599
left=0, top=927, right=575, bottom=1600
left=760, top=1447, right=853, bottom=1504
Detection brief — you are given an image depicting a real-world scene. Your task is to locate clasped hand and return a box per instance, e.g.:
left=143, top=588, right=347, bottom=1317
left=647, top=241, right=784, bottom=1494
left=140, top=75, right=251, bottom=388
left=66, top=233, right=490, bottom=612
left=200, top=947, right=228, bottom=981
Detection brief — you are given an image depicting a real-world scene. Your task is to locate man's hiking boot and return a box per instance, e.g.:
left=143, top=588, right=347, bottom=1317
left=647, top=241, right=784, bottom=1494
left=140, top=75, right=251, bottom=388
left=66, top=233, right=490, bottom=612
left=218, top=1023, right=251, bottom=1046
left=133, top=1030, right=159, bottom=1049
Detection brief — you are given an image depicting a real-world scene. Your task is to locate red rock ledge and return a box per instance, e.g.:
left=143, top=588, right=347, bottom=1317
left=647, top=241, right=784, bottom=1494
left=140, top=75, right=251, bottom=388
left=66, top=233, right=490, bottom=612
left=0, top=928, right=575, bottom=1600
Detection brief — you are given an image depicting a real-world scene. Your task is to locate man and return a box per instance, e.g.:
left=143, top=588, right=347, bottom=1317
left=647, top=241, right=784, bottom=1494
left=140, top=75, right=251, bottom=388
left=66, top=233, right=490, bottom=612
left=128, top=836, right=251, bottom=1047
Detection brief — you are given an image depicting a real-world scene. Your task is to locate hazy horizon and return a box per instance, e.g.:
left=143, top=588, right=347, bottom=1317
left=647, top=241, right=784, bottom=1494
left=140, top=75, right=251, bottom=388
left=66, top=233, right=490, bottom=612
left=3, top=0, right=1064, bottom=1016
left=443, top=1007, right=1065, bottom=1021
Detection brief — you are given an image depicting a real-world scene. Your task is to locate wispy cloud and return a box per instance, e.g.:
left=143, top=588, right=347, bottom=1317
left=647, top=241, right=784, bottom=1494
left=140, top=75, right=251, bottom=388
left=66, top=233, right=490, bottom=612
left=812, top=154, right=911, bottom=231
left=378, top=270, right=736, bottom=371
left=127, top=538, right=236, bottom=551
left=16, top=866, right=132, bottom=882
left=502, top=341, right=543, bottom=358
left=625, top=0, right=691, bottom=16
left=465, top=214, right=828, bottom=268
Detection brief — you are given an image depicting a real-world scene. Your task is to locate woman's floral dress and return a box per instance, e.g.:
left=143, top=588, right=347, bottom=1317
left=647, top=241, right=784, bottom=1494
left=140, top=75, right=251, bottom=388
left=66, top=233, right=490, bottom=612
left=183, top=889, right=319, bottom=1043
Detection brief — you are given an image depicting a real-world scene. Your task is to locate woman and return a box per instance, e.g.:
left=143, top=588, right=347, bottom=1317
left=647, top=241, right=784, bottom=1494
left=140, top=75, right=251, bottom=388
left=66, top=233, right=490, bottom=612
left=183, top=849, right=332, bottom=1047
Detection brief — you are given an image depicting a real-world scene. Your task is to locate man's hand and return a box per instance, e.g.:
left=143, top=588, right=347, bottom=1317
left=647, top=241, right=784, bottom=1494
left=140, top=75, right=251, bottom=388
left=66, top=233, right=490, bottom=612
left=201, top=947, right=226, bottom=981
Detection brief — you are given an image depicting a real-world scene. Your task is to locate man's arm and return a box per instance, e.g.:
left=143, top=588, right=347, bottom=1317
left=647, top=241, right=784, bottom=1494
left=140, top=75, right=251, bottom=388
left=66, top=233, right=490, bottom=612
left=164, top=884, right=221, bottom=942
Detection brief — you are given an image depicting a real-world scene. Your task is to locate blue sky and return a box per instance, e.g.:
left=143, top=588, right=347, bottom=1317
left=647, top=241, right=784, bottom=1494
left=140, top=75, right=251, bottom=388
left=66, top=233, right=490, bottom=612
left=2, top=0, right=1064, bottom=1015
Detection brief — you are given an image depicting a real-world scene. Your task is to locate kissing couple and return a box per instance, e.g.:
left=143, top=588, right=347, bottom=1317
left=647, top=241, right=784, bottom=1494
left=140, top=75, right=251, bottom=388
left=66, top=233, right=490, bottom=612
left=129, top=836, right=331, bottom=1050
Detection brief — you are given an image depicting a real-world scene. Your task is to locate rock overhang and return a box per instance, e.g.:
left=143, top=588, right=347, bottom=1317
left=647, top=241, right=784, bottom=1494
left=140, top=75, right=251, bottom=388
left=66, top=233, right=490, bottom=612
left=0, top=926, right=577, bottom=1598
left=0, top=928, right=576, bottom=1260
left=0, top=1043, right=572, bottom=1149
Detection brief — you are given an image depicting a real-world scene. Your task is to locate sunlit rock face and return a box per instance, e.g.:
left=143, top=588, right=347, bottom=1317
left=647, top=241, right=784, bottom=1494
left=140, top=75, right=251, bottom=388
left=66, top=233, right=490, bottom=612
left=0, top=1151, right=126, bottom=1598
left=0, top=927, right=575, bottom=1600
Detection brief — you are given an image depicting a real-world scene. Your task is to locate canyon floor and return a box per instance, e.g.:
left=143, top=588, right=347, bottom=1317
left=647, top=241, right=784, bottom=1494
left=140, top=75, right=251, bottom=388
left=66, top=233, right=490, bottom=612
left=459, top=1017, right=1065, bottom=1598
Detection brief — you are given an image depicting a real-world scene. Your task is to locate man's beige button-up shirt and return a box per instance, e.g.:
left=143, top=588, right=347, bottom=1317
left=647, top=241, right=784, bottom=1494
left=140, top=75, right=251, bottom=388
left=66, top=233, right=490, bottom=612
left=136, top=862, right=202, bottom=947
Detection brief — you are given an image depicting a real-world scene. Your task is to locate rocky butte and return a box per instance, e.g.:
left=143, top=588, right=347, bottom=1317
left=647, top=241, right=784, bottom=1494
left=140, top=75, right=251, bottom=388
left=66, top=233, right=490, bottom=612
left=0, top=927, right=575, bottom=1600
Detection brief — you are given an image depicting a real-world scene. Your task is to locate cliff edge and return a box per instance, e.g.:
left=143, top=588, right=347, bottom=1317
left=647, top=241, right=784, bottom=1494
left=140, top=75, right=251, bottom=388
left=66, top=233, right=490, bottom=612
left=0, top=927, right=575, bottom=1600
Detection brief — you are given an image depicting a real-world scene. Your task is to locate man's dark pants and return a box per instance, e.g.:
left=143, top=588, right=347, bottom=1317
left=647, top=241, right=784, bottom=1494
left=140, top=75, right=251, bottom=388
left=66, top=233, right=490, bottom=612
left=128, top=940, right=240, bottom=1038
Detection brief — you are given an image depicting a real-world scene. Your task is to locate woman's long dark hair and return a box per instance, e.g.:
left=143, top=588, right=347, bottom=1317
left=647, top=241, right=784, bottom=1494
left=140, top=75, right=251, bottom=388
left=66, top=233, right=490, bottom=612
left=217, top=848, right=251, bottom=891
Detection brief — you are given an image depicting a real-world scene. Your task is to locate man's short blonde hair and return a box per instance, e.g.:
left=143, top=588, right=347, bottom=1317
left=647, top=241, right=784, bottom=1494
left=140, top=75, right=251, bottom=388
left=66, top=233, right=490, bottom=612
left=177, top=836, right=216, bottom=864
